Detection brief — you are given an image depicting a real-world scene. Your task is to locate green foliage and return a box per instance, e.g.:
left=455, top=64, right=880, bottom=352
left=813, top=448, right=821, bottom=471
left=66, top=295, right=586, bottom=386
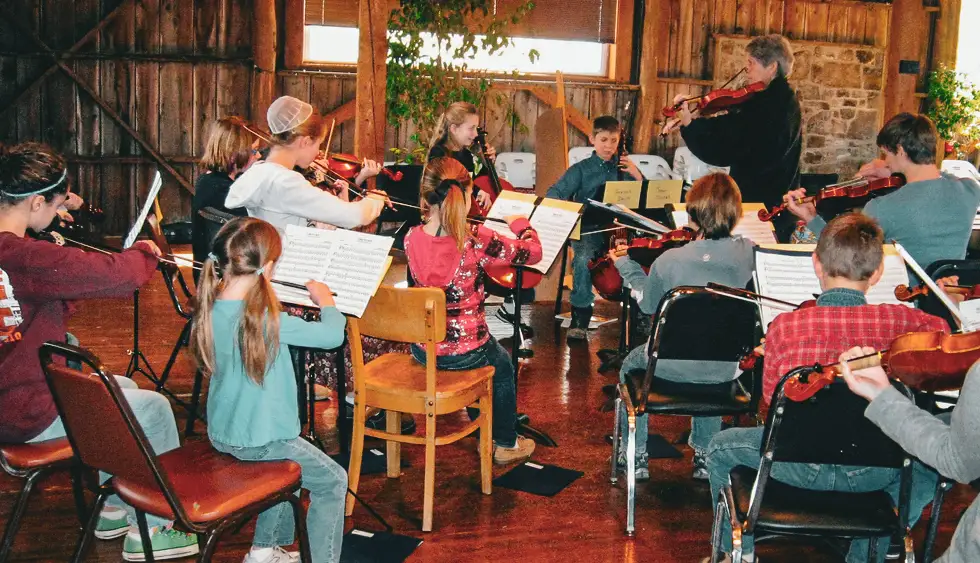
left=926, top=65, right=980, bottom=156
left=386, top=0, right=536, bottom=162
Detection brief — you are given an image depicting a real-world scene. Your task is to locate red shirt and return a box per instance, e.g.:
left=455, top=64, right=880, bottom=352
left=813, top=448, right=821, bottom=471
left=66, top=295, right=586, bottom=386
left=763, top=296, right=948, bottom=406
left=404, top=220, right=542, bottom=356
left=0, top=234, right=159, bottom=442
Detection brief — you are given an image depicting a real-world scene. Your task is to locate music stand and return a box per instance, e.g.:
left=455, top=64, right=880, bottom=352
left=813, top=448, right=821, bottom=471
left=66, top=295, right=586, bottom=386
left=124, top=290, right=157, bottom=381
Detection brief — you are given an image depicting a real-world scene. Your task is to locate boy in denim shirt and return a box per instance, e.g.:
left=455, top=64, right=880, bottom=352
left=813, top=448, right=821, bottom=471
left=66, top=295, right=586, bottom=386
left=546, top=116, right=644, bottom=340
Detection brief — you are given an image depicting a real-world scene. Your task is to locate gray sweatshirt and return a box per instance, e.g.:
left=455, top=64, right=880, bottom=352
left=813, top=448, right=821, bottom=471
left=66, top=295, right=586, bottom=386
left=865, top=363, right=980, bottom=562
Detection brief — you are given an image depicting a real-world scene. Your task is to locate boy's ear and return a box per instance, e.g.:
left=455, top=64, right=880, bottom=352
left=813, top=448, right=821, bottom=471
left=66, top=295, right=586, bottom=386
left=588, top=133, right=596, bottom=145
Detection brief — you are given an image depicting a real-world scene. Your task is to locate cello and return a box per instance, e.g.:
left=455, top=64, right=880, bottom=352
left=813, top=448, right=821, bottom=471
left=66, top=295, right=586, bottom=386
left=470, top=127, right=516, bottom=217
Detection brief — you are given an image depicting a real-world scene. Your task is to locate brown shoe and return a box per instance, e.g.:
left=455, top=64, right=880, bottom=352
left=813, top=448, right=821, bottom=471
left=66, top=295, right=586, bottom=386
left=493, top=436, right=536, bottom=465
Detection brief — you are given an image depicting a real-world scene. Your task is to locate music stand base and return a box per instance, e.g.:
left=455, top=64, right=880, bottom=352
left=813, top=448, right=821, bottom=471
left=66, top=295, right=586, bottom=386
left=516, top=413, right=557, bottom=447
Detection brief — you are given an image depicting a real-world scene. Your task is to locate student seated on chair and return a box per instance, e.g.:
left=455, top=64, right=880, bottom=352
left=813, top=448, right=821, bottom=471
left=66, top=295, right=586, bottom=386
left=608, top=173, right=756, bottom=481
left=403, top=157, right=541, bottom=464
left=703, top=213, right=944, bottom=563
left=0, top=143, right=200, bottom=561
left=545, top=115, right=644, bottom=341
left=191, top=217, right=348, bottom=563
left=784, top=113, right=980, bottom=281
left=839, top=349, right=980, bottom=563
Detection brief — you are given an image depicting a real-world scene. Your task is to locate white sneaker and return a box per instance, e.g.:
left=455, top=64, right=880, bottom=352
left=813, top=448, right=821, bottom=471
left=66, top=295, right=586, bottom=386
left=242, top=546, right=300, bottom=563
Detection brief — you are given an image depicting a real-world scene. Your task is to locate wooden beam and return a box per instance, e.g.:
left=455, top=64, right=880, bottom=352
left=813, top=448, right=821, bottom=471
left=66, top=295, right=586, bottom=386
left=355, top=0, right=388, bottom=159
left=884, top=0, right=926, bottom=119
left=283, top=0, right=306, bottom=69
left=610, top=0, right=635, bottom=82
left=252, top=0, right=278, bottom=130
left=526, top=87, right=592, bottom=137
left=1, top=5, right=195, bottom=195
left=634, top=0, right=664, bottom=154
left=324, top=99, right=357, bottom=126
left=0, top=0, right=130, bottom=116
left=933, top=0, right=961, bottom=71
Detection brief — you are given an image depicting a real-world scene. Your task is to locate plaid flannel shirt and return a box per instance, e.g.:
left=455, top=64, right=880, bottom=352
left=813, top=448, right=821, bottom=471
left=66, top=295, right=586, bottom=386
left=763, top=301, right=948, bottom=405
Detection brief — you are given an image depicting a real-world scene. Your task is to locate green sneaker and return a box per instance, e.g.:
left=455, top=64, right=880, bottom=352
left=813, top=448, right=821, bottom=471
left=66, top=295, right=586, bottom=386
left=122, top=527, right=199, bottom=561
left=94, top=508, right=129, bottom=540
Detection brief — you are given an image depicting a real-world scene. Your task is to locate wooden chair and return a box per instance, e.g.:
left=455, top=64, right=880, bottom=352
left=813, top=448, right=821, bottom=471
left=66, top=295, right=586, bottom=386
left=0, top=438, right=85, bottom=560
left=344, top=286, right=494, bottom=532
left=38, top=341, right=311, bottom=562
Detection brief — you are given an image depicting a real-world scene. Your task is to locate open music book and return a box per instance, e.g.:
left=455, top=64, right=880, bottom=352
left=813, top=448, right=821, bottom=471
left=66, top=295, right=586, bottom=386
left=753, top=244, right=911, bottom=328
left=669, top=203, right=776, bottom=246
left=272, top=225, right=394, bottom=318
left=124, top=171, right=163, bottom=249
left=481, top=191, right=583, bottom=274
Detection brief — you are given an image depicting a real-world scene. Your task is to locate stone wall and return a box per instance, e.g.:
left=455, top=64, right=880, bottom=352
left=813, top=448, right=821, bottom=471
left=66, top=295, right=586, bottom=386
left=713, top=35, right=885, bottom=178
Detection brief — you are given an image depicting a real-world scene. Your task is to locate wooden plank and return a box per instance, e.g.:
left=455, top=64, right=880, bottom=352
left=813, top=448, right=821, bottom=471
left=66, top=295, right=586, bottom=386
left=528, top=86, right=592, bottom=137
left=341, top=77, right=357, bottom=154
left=565, top=85, right=590, bottom=146
left=16, top=58, right=44, bottom=141
left=806, top=0, right=829, bottom=42
left=283, top=0, right=305, bottom=69
left=783, top=0, right=807, bottom=41
left=611, top=0, right=634, bottom=81
left=159, top=0, right=195, bottom=54
left=355, top=0, right=388, bottom=160
left=827, top=4, right=848, bottom=44
left=158, top=63, right=194, bottom=156
left=311, top=74, right=344, bottom=152
left=678, top=0, right=695, bottom=76
left=280, top=73, right=311, bottom=101
left=667, top=0, right=681, bottom=75
left=193, top=64, right=217, bottom=157
left=134, top=0, right=161, bottom=53
left=845, top=3, right=868, bottom=45
left=510, top=90, right=536, bottom=151
left=135, top=62, right=161, bottom=154
left=767, top=0, right=785, bottom=35
left=716, top=0, right=737, bottom=35
left=226, top=0, right=252, bottom=56
left=864, top=3, right=892, bottom=49
left=101, top=163, right=128, bottom=234
left=42, top=0, right=75, bottom=51
left=74, top=60, right=101, bottom=157
left=635, top=0, right=665, bottom=154
left=690, top=0, right=709, bottom=78
left=483, top=89, right=513, bottom=154
left=194, top=0, right=220, bottom=54
left=0, top=56, right=17, bottom=138
left=734, top=0, right=750, bottom=34
left=217, top=64, right=249, bottom=118
left=42, top=69, right=77, bottom=154
left=933, top=0, right=961, bottom=70
left=884, top=0, right=923, bottom=118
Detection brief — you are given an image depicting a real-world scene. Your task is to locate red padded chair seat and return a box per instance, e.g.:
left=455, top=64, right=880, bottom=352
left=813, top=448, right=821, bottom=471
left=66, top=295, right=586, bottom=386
left=113, top=441, right=301, bottom=523
left=0, top=438, right=74, bottom=471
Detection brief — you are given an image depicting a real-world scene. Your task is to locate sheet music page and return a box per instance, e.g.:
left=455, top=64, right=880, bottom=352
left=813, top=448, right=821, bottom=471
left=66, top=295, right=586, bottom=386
left=273, top=225, right=394, bottom=317
left=482, top=191, right=538, bottom=241
left=754, top=245, right=910, bottom=329
left=124, top=171, right=162, bottom=249
left=602, top=181, right=643, bottom=208
left=672, top=203, right=776, bottom=245
left=528, top=198, right=583, bottom=274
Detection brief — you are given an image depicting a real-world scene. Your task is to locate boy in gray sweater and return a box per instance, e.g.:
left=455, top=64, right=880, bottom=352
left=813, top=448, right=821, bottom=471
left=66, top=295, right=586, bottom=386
left=840, top=348, right=980, bottom=562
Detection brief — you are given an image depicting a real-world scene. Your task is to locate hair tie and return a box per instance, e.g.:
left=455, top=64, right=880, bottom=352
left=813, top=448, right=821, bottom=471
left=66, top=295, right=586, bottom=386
left=0, top=169, right=68, bottom=198
left=434, top=178, right=462, bottom=202
left=207, top=252, right=218, bottom=262
left=255, top=266, right=265, bottom=276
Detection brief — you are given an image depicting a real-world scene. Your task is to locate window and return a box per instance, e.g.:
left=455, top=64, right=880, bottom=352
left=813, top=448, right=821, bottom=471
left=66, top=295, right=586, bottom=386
left=303, top=0, right=618, bottom=77
left=958, top=0, right=980, bottom=86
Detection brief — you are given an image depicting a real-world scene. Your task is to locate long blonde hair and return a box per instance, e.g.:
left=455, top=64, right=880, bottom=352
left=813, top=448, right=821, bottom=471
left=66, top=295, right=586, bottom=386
left=191, top=217, right=283, bottom=385
left=420, top=157, right=473, bottom=251
left=200, top=116, right=256, bottom=175
left=429, top=101, right=479, bottom=153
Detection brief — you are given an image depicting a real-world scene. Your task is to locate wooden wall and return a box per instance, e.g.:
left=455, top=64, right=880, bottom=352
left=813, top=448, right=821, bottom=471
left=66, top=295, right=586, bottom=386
left=0, top=0, right=253, bottom=234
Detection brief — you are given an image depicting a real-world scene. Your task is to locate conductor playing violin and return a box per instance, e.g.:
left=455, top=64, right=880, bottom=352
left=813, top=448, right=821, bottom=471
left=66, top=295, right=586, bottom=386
left=662, top=34, right=802, bottom=242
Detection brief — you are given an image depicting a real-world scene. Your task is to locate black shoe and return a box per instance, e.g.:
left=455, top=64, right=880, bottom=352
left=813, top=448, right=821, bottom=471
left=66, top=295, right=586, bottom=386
left=567, top=306, right=592, bottom=341
left=495, top=307, right=534, bottom=337
left=885, top=537, right=906, bottom=560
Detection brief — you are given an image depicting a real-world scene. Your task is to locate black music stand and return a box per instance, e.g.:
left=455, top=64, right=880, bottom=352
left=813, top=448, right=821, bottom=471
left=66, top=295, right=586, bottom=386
left=552, top=241, right=571, bottom=344
left=596, top=289, right=632, bottom=373
left=124, top=290, right=157, bottom=381
left=509, top=265, right=557, bottom=447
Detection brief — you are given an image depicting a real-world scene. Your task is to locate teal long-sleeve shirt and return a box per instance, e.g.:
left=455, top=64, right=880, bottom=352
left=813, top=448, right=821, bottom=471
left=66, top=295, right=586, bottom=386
left=546, top=151, right=633, bottom=228
left=206, top=301, right=346, bottom=447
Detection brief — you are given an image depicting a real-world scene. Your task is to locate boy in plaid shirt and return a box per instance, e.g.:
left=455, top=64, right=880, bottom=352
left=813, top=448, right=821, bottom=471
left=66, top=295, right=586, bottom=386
left=703, top=213, right=945, bottom=563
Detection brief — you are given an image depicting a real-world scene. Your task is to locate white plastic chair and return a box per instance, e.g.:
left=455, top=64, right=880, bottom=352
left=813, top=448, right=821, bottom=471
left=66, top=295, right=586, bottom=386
left=568, top=147, right=595, bottom=166
left=942, top=160, right=980, bottom=181
left=629, top=154, right=674, bottom=180
left=495, top=152, right=536, bottom=189
left=673, top=146, right=730, bottom=185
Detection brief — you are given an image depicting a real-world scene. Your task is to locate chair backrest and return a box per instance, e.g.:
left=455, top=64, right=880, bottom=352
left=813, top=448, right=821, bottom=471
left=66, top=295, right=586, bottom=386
left=763, top=368, right=912, bottom=467
left=38, top=342, right=187, bottom=520
left=629, top=154, right=674, bottom=180
left=648, top=286, right=760, bottom=363
left=672, top=146, right=729, bottom=185
left=495, top=152, right=536, bottom=188
left=568, top=146, right=594, bottom=166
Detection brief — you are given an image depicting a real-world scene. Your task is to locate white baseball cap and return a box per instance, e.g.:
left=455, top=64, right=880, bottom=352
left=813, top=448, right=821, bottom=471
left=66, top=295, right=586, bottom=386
left=267, top=96, right=314, bottom=135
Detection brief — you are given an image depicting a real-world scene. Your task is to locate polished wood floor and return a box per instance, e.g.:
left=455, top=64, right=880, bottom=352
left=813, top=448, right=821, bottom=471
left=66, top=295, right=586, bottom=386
left=1, top=257, right=974, bottom=562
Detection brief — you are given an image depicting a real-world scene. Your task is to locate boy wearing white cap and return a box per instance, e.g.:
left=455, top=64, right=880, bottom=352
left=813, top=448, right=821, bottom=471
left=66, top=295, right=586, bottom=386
left=226, top=96, right=387, bottom=231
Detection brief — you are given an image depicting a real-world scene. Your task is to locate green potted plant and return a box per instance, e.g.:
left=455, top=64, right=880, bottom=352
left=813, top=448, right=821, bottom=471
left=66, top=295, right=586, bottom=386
left=925, top=64, right=980, bottom=161
left=386, top=0, right=537, bottom=163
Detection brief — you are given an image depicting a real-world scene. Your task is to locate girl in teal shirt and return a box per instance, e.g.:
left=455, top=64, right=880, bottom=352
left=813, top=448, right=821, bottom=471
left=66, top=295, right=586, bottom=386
left=191, top=217, right=347, bottom=563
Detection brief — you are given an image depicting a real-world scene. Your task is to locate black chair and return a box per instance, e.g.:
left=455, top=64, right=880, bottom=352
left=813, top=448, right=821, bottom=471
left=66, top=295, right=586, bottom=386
left=710, top=367, right=917, bottom=563
left=611, top=286, right=762, bottom=535
left=921, top=259, right=980, bottom=329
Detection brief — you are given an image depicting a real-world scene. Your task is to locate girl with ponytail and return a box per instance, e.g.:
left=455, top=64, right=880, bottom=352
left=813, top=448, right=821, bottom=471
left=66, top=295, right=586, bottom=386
left=403, top=157, right=542, bottom=464
left=427, top=101, right=496, bottom=211
left=191, top=217, right=349, bottom=563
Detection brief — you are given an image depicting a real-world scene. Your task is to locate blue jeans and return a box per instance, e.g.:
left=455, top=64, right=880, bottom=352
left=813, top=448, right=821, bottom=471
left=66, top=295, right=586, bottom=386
left=411, top=337, right=518, bottom=447
left=617, top=345, right=724, bottom=459
left=29, top=375, right=180, bottom=532
left=570, top=233, right=604, bottom=309
left=706, top=426, right=939, bottom=562
left=212, top=437, right=347, bottom=563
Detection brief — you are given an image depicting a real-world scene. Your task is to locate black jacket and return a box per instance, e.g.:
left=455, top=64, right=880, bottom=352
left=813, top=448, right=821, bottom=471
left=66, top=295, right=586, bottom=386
left=681, top=74, right=802, bottom=209
left=191, top=172, right=248, bottom=269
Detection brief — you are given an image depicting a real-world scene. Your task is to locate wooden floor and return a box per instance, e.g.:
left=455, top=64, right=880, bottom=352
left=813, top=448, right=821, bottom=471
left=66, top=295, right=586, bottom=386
left=1, top=258, right=974, bottom=562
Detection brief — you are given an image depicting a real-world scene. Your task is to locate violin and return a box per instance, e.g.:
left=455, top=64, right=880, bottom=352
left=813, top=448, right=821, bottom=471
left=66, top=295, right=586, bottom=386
left=588, top=228, right=697, bottom=300
left=758, top=174, right=906, bottom=222
left=783, top=330, right=980, bottom=402
left=660, top=69, right=765, bottom=136
left=894, top=283, right=980, bottom=302
left=314, top=151, right=403, bottom=183
left=470, top=127, right=516, bottom=218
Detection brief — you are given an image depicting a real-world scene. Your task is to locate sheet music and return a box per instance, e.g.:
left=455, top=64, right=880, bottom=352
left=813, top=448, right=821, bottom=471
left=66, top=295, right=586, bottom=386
left=482, top=192, right=582, bottom=274
left=754, top=245, right=911, bottom=329
left=273, top=225, right=394, bottom=317
left=671, top=202, right=776, bottom=245
left=124, top=171, right=162, bottom=249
